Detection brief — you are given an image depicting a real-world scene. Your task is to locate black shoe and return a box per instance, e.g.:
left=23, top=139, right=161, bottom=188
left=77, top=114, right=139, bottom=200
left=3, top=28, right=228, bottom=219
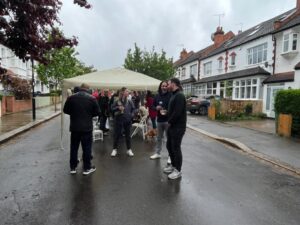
left=83, top=166, right=96, bottom=175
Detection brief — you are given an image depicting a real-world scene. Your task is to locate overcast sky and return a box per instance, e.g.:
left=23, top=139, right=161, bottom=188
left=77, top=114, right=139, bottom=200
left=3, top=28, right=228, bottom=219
left=59, top=0, right=296, bottom=70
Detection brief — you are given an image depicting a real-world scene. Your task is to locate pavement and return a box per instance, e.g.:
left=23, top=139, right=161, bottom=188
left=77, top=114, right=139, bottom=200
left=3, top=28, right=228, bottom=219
left=187, top=115, right=300, bottom=175
left=0, top=105, right=61, bottom=144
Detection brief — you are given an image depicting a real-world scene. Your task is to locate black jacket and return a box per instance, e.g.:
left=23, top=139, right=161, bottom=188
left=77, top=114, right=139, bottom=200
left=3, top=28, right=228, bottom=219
left=63, top=90, right=100, bottom=132
left=167, top=89, right=187, bottom=128
left=112, top=98, right=135, bottom=122
left=154, top=92, right=172, bottom=122
left=98, top=95, right=110, bottom=116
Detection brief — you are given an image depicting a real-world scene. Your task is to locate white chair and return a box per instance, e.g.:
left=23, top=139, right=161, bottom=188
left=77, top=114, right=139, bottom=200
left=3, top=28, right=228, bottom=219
left=131, top=115, right=148, bottom=140
left=93, top=129, right=103, bottom=141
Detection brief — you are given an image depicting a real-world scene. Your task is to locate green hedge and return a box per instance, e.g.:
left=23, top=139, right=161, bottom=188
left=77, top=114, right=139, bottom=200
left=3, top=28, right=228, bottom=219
left=274, top=89, right=300, bottom=116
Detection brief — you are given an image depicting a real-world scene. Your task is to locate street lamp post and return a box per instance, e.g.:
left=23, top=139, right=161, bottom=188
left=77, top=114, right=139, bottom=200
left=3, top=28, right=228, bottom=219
left=31, top=57, right=36, bottom=120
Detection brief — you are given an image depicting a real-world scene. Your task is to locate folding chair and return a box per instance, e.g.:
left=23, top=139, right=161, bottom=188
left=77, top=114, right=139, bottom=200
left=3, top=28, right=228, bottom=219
left=131, top=115, right=148, bottom=140
left=92, top=118, right=103, bottom=142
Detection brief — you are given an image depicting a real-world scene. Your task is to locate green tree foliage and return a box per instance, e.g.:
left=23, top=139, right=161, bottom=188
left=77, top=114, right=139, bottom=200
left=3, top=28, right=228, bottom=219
left=36, top=47, right=95, bottom=91
left=124, top=43, right=174, bottom=81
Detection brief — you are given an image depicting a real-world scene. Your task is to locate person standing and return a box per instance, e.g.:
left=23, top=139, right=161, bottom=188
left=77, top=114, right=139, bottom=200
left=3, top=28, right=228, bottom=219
left=163, top=78, right=187, bottom=180
left=111, top=87, right=135, bottom=157
left=63, top=83, right=100, bottom=175
left=145, top=90, right=157, bottom=130
left=150, top=81, right=172, bottom=160
left=98, top=90, right=110, bottom=135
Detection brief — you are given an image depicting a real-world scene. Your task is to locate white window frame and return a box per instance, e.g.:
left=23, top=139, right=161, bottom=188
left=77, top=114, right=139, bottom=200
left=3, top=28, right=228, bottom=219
left=204, top=61, right=212, bottom=76
left=282, top=32, right=298, bottom=53
left=247, top=43, right=268, bottom=65
left=182, top=67, right=186, bottom=78
left=233, top=78, right=259, bottom=100
left=190, top=64, right=197, bottom=77
left=231, top=54, right=236, bottom=66
left=218, top=59, right=223, bottom=70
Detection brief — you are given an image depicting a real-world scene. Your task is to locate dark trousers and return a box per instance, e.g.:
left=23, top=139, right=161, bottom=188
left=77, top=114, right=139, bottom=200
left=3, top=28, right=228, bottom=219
left=113, top=119, right=132, bottom=150
left=166, top=127, right=185, bottom=172
left=100, top=115, right=108, bottom=131
left=70, top=131, right=93, bottom=170
left=150, top=117, right=157, bottom=129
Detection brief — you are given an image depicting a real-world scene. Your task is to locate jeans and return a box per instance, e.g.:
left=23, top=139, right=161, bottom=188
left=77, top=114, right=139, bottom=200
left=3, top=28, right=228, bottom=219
left=70, top=131, right=93, bottom=170
left=166, top=127, right=185, bottom=172
left=113, top=119, right=132, bottom=150
left=150, top=117, right=157, bottom=129
left=155, top=122, right=169, bottom=154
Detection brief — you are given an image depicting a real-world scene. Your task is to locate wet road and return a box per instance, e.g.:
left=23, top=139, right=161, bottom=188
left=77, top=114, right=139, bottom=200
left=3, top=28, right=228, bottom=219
left=0, top=117, right=300, bottom=225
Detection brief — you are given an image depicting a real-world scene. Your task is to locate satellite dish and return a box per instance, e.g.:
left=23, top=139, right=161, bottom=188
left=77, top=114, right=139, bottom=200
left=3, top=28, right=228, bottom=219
left=264, top=61, right=269, bottom=68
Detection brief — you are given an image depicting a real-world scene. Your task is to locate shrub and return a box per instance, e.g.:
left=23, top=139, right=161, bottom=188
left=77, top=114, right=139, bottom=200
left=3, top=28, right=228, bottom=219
left=244, top=103, right=253, bottom=115
left=275, top=89, right=300, bottom=116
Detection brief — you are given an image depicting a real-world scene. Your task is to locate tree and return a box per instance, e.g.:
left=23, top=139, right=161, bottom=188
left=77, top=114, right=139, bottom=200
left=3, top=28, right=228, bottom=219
left=0, top=0, right=91, bottom=64
left=124, top=43, right=175, bottom=81
left=36, top=46, right=95, bottom=91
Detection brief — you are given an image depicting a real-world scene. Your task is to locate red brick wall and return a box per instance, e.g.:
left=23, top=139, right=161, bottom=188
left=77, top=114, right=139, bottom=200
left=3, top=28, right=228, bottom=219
left=1, top=96, right=32, bottom=115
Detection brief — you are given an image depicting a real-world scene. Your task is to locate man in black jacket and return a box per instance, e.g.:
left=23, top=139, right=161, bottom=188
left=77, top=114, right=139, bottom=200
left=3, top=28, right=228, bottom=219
left=163, top=78, right=187, bottom=180
left=63, top=83, right=100, bottom=175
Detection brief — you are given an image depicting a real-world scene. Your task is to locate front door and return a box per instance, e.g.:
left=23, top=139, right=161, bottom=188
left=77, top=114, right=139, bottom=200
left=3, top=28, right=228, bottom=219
left=266, top=85, right=284, bottom=118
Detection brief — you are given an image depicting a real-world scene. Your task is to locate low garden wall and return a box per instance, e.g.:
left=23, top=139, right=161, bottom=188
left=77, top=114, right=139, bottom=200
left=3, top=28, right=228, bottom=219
left=220, top=99, right=263, bottom=115
left=0, top=96, right=62, bottom=117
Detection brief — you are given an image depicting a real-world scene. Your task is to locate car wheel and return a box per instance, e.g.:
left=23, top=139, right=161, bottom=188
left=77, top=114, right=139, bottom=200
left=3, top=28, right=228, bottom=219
left=190, top=110, right=196, bottom=114
left=199, top=106, right=208, bottom=116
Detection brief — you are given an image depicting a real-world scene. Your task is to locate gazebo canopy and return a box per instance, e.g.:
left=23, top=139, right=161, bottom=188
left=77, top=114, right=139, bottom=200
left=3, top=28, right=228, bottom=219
left=63, top=67, right=161, bottom=91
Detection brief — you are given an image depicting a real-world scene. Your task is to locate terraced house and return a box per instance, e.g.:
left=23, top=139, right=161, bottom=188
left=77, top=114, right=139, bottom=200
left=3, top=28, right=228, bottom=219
left=174, top=0, right=300, bottom=118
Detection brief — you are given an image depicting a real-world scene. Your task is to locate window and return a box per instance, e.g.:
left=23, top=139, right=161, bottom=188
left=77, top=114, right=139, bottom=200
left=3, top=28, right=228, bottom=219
left=195, top=84, right=206, bottom=96
left=231, top=54, right=236, bottom=66
left=190, top=64, right=197, bottom=77
left=247, top=43, right=268, bottom=65
left=207, top=82, right=217, bottom=95
left=218, top=60, right=223, bottom=69
left=292, top=33, right=298, bottom=51
left=282, top=33, right=298, bottom=53
left=233, top=78, right=259, bottom=100
left=204, top=62, right=212, bottom=76
left=182, top=68, right=186, bottom=78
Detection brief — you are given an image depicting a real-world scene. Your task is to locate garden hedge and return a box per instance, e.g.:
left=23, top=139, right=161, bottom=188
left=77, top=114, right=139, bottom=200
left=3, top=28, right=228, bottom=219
left=274, top=89, right=300, bottom=116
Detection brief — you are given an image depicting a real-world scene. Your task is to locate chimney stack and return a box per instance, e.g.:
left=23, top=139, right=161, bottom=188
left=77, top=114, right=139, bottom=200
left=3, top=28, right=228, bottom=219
left=180, top=48, right=188, bottom=60
left=213, top=27, right=225, bottom=47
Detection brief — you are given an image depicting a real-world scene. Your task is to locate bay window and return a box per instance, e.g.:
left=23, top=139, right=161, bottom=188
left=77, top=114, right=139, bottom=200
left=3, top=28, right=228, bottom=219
left=282, top=33, right=298, bottom=53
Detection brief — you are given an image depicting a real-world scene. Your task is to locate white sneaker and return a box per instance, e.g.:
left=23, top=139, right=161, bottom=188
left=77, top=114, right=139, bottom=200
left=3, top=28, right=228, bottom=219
left=127, top=149, right=134, bottom=157
left=163, top=165, right=174, bottom=174
left=167, top=156, right=171, bottom=165
left=150, top=153, right=161, bottom=160
left=111, top=149, right=117, bottom=157
left=168, top=169, right=182, bottom=180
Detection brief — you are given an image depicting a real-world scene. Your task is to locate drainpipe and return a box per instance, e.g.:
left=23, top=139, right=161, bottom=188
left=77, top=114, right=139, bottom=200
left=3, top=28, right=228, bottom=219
left=272, top=35, right=276, bottom=75
left=197, top=58, right=201, bottom=81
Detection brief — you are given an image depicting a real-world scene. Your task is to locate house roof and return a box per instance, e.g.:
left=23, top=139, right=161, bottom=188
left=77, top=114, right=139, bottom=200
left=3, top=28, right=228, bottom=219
left=274, top=11, right=300, bottom=33
left=181, top=76, right=197, bottom=84
left=263, top=71, right=294, bottom=84
left=294, top=61, right=300, bottom=70
left=203, top=8, right=297, bottom=60
left=173, top=51, right=194, bottom=67
left=194, top=67, right=270, bottom=84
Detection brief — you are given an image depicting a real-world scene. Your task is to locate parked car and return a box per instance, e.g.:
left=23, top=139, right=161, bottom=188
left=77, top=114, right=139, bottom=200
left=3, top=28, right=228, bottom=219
left=186, top=95, right=220, bottom=115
